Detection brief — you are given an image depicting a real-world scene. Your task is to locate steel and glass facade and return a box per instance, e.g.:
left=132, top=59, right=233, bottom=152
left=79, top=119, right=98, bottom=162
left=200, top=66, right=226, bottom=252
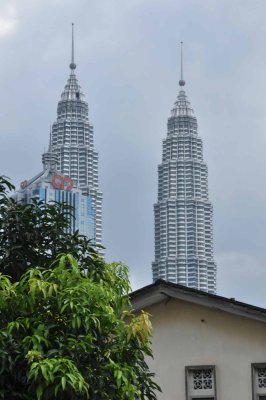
left=152, top=82, right=216, bottom=293
left=15, top=169, right=95, bottom=239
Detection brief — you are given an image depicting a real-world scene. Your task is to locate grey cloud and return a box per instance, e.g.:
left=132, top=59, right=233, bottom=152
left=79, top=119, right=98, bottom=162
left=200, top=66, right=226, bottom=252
left=1, top=0, right=266, bottom=305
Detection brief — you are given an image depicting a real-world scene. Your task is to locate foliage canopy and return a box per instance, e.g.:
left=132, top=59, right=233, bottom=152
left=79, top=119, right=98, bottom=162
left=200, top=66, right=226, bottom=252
left=0, top=176, right=160, bottom=399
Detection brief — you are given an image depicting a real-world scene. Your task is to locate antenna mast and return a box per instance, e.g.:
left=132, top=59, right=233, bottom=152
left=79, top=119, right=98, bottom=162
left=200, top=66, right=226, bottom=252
left=179, top=41, right=185, bottom=87
left=69, top=23, right=76, bottom=70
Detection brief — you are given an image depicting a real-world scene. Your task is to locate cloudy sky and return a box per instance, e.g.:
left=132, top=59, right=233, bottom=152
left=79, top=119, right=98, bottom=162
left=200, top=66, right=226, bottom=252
left=1, top=0, right=266, bottom=306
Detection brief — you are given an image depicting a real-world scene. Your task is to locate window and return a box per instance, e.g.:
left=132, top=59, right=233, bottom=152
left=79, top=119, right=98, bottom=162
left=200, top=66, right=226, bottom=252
left=186, top=366, right=216, bottom=400
left=252, top=364, right=266, bottom=399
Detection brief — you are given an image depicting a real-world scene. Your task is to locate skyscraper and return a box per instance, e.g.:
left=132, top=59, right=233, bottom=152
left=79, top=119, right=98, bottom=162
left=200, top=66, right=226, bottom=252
left=152, top=44, right=216, bottom=293
left=16, top=166, right=95, bottom=239
left=16, top=25, right=102, bottom=248
left=42, top=24, right=102, bottom=247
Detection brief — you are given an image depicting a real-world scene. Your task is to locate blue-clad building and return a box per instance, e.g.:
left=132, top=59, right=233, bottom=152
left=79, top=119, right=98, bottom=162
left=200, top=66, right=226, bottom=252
left=16, top=165, right=95, bottom=240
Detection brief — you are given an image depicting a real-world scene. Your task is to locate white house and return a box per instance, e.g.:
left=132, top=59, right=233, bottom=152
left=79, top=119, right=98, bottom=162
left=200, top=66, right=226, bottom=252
left=131, top=280, right=266, bottom=400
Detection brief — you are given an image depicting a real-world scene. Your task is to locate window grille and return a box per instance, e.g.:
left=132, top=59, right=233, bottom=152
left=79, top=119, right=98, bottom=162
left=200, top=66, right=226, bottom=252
left=252, top=364, right=266, bottom=399
left=186, top=365, right=216, bottom=400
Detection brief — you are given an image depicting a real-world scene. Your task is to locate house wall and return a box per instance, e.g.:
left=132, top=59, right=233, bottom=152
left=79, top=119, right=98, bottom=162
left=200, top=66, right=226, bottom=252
left=146, top=298, right=266, bottom=399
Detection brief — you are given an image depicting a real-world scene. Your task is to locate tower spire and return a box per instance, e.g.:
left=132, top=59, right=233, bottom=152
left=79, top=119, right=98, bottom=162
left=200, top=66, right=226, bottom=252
left=179, top=41, right=185, bottom=87
left=69, top=23, right=76, bottom=70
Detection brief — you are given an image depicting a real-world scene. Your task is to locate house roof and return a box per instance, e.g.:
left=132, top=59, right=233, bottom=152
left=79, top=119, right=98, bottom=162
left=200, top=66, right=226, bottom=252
left=130, top=280, right=266, bottom=323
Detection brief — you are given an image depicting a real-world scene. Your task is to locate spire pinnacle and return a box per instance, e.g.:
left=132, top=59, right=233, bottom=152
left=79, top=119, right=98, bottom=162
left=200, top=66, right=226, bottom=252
left=179, top=41, right=185, bottom=87
left=69, top=23, right=76, bottom=70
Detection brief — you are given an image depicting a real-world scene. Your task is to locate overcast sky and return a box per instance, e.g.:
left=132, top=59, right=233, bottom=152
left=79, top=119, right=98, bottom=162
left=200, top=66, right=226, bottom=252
left=1, top=0, right=266, bottom=306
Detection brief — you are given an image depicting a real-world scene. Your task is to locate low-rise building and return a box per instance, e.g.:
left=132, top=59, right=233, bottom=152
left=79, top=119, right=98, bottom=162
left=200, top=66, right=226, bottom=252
left=131, top=280, right=266, bottom=399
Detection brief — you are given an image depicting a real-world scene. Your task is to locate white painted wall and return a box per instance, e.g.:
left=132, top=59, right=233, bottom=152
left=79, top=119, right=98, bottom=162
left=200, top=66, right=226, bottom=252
left=146, top=298, right=266, bottom=399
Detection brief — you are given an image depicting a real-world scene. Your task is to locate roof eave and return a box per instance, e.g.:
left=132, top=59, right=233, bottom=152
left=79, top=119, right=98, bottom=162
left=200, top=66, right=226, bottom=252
left=130, top=282, right=266, bottom=324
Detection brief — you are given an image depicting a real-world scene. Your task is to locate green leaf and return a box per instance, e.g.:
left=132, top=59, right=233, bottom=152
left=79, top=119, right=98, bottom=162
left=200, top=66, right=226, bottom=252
left=36, top=385, right=43, bottom=400
left=40, top=364, right=49, bottom=381
left=61, top=376, right=66, bottom=390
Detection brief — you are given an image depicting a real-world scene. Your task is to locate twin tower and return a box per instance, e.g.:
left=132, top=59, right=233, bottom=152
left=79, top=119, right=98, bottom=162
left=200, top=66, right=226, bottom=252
left=152, top=44, right=216, bottom=293
left=17, top=30, right=216, bottom=293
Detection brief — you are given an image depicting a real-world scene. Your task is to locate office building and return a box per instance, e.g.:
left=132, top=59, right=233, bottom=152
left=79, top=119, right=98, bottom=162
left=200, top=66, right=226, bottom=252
left=16, top=163, right=94, bottom=239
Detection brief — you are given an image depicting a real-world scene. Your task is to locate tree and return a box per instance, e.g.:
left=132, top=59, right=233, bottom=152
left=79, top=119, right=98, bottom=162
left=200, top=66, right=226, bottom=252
left=0, top=177, right=161, bottom=399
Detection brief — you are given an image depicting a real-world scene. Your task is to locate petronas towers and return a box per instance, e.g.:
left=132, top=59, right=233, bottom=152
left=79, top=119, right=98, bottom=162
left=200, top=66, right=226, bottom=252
left=16, top=28, right=216, bottom=292
left=152, top=44, right=217, bottom=293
